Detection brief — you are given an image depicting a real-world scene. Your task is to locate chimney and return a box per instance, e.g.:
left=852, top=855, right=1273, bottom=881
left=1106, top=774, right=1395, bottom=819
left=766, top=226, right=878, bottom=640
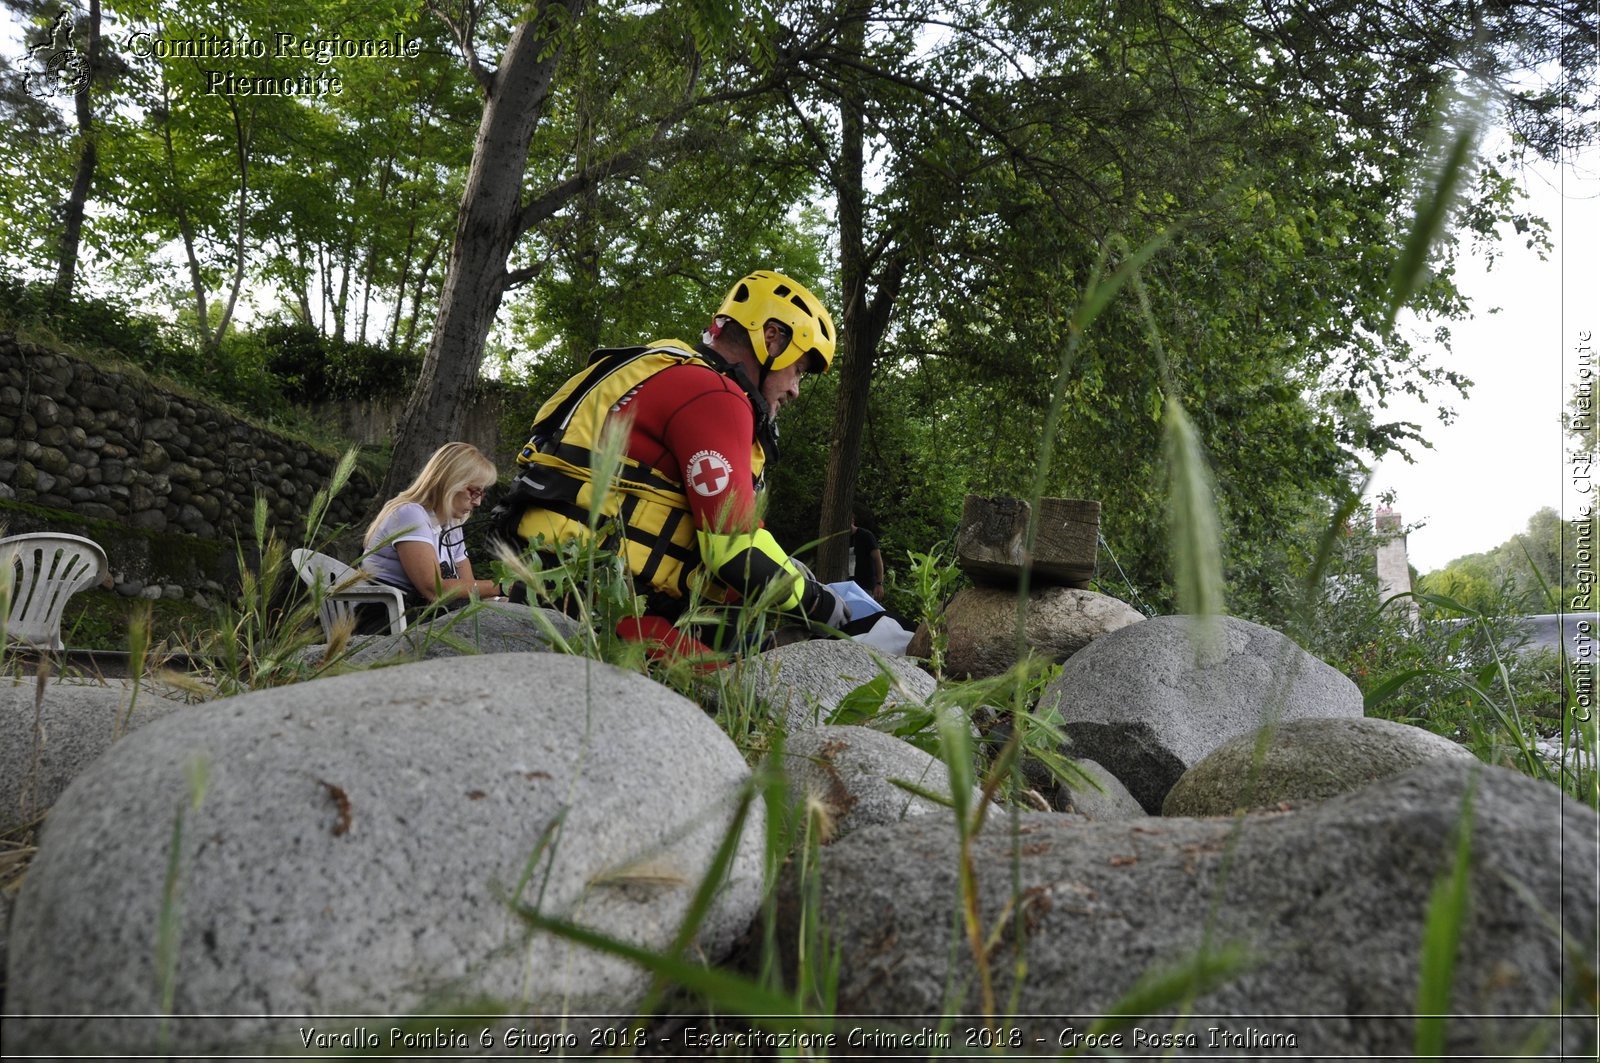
left=1375, top=507, right=1418, bottom=625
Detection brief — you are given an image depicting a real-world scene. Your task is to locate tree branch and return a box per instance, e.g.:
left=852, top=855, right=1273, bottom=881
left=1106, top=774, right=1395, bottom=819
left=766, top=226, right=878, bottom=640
left=510, top=67, right=762, bottom=239
left=429, top=0, right=494, bottom=92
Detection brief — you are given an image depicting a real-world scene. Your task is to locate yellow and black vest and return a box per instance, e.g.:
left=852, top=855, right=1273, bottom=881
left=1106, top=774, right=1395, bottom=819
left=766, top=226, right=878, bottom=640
left=512, top=341, right=766, bottom=600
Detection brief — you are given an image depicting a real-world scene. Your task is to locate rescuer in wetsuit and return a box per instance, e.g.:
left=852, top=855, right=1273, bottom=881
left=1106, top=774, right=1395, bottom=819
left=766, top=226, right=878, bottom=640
left=490, top=270, right=848, bottom=660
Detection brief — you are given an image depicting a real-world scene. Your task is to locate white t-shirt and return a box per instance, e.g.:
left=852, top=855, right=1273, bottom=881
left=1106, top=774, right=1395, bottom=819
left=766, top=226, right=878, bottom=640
left=362, top=502, right=467, bottom=595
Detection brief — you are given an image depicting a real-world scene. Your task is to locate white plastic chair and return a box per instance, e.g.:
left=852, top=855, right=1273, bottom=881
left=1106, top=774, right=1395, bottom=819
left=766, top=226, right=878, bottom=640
left=1, top=533, right=109, bottom=651
left=290, top=548, right=408, bottom=639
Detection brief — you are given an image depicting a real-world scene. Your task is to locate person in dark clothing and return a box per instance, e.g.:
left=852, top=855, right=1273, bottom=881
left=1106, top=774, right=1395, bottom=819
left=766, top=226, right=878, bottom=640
left=849, top=517, right=885, bottom=601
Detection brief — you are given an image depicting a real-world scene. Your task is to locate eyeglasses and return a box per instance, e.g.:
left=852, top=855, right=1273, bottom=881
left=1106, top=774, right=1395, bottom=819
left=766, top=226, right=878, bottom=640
left=465, top=485, right=486, bottom=502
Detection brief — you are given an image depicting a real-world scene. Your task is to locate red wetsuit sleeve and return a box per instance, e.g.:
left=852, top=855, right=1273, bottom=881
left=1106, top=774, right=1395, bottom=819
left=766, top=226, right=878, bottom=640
left=627, top=364, right=760, bottom=533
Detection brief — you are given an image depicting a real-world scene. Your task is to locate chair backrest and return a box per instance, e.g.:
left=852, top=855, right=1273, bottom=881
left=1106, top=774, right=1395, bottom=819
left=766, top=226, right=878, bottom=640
left=289, top=548, right=407, bottom=639
left=290, top=548, right=359, bottom=591
left=2, top=533, right=109, bottom=651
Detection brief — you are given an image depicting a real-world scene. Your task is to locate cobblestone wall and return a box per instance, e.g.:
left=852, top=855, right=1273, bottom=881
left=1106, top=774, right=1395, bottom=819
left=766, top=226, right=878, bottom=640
left=0, top=336, right=378, bottom=545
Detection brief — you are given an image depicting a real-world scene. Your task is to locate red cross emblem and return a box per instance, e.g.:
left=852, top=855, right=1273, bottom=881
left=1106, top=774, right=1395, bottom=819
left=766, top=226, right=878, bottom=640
left=686, top=449, right=733, bottom=497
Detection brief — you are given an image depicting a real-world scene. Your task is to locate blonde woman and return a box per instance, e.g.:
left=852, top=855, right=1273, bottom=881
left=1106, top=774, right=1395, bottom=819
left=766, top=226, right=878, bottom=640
left=363, top=442, right=505, bottom=613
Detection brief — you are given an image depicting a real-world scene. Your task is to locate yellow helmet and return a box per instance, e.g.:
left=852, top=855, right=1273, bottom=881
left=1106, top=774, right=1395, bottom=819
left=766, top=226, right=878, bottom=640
left=716, top=270, right=836, bottom=373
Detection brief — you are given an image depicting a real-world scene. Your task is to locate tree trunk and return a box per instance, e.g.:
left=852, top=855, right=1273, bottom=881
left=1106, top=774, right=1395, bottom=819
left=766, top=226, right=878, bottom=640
left=358, top=161, right=393, bottom=344
left=388, top=209, right=418, bottom=351
left=158, top=76, right=213, bottom=351
left=209, top=93, right=253, bottom=349
left=815, top=4, right=905, bottom=582
left=294, top=245, right=313, bottom=323
left=316, top=244, right=330, bottom=333
left=401, top=232, right=444, bottom=356
left=53, top=0, right=100, bottom=299
left=817, top=249, right=904, bottom=582
left=378, top=3, right=583, bottom=502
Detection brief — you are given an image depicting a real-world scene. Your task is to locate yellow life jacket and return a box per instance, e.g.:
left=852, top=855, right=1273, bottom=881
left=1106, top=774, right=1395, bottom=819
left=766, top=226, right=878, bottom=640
left=512, top=341, right=766, bottom=600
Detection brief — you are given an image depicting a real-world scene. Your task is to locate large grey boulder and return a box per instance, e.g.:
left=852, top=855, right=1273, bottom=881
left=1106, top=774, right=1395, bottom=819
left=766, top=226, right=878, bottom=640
left=0, top=680, right=182, bottom=834
left=1044, top=615, right=1363, bottom=811
left=782, top=760, right=1596, bottom=1058
left=1052, top=758, right=1147, bottom=820
left=1163, top=716, right=1479, bottom=816
left=737, top=639, right=936, bottom=732
left=908, top=586, right=1144, bottom=678
left=5, top=654, right=764, bottom=1057
left=307, top=604, right=580, bottom=668
left=775, top=726, right=972, bottom=840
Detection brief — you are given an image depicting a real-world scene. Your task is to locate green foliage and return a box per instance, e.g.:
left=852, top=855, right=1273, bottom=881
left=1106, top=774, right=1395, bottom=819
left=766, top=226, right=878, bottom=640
left=761, top=365, right=966, bottom=580
left=1418, top=568, right=1499, bottom=616
left=2, top=0, right=1586, bottom=639
left=1329, top=592, right=1587, bottom=804
left=0, top=266, right=433, bottom=424
left=895, top=543, right=962, bottom=677
left=1420, top=507, right=1583, bottom=616
left=227, top=321, right=422, bottom=403
left=2, top=0, right=472, bottom=351
left=1236, top=496, right=1591, bottom=807
left=0, top=272, right=188, bottom=373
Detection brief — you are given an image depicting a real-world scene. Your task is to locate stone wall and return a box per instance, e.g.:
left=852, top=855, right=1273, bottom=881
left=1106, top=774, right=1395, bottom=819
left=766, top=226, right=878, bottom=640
left=0, top=335, right=379, bottom=555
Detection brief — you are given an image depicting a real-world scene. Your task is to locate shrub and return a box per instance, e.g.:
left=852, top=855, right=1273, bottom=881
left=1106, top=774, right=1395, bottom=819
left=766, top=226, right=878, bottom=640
left=0, top=272, right=189, bottom=375
left=234, top=321, right=421, bottom=404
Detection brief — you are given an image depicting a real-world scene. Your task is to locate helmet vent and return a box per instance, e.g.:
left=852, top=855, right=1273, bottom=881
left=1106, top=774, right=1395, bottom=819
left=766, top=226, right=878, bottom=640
left=733, top=283, right=750, bottom=303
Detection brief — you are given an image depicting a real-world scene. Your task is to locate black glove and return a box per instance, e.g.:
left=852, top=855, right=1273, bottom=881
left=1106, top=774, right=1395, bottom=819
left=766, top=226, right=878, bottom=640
left=801, top=580, right=849, bottom=632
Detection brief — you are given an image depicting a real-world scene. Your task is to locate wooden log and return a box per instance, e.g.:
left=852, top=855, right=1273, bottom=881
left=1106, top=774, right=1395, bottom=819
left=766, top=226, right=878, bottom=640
left=956, top=494, right=1100, bottom=589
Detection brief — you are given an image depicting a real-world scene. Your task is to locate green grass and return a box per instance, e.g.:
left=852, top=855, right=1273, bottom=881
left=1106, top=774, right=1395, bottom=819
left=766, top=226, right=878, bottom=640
left=55, top=588, right=214, bottom=653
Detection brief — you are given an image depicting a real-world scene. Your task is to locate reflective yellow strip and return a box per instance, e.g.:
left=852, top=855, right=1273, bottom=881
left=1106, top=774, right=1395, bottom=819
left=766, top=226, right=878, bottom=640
left=697, top=527, right=804, bottom=609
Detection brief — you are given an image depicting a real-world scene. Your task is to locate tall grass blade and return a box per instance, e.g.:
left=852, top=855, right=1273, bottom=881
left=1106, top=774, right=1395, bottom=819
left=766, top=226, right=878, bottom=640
left=633, top=782, right=759, bottom=1020
left=510, top=907, right=810, bottom=1022
left=509, top=807, right=569, bottom=912
left=930, top=704, right=999, bottom=1018
left=118, top=602, right=152, bottom=739
left=1023, top=228, right=1181, bottom=620
left=1384, top=92, right=1484, bottom=332
left=303, top=447, right=359, bottom=543
left=1363, top=667, right=1439, bottom=712
left=1079, top=942, right=1254, bottom=1045
left=1070, top=228, right=1182, bottom=335
left=935, top=701, right=975, bottom=828
left=1304, top=475, right=1372, bottom=604
left=887, top=777, right=958, bottom=809
left=155, top=758, right=210, bottom=1054
left=1414, top=771, right=1477, bottom=1060
left=1, top=538, right=13, bottom=655
left=1163, top=397, right=1226, bottom=647
left=794, top=790, right=842, bottom=1016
